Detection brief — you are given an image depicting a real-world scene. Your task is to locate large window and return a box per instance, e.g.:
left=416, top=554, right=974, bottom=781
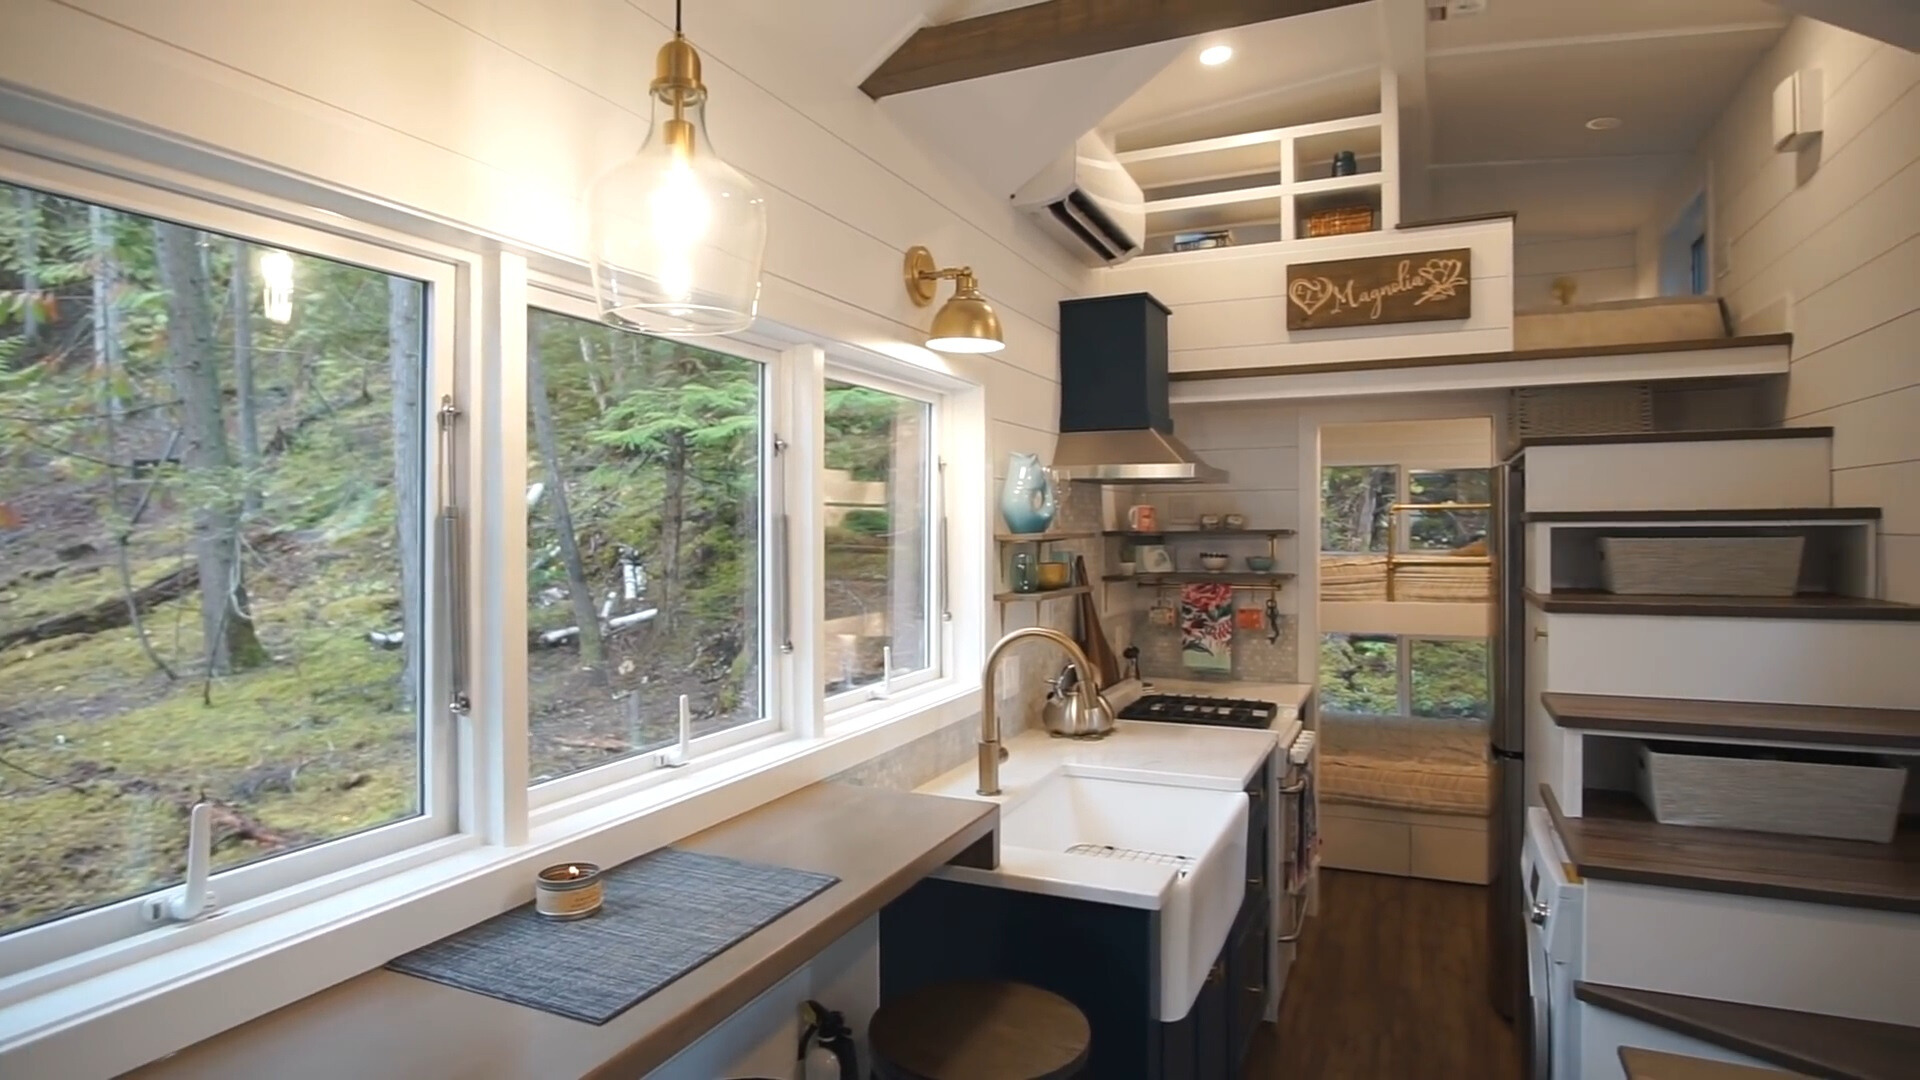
left=525, top=309, right=767, bottom=785
left=822, top=378, right=935, bottom=700
left=0, top=180, right=442, bottom=941
left=1319, top=633, right=1490, bottom=721
left=0, top=151, right=966, bottom=1015
left=1404, top=468, right=1491, bottom=553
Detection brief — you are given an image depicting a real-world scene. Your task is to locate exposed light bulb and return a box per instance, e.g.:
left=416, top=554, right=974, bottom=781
left=258, top=250, right=295, bottom=324
left=1199, top=45, right=1233, bottom=66
left=648, top=143, right=712, bottom=304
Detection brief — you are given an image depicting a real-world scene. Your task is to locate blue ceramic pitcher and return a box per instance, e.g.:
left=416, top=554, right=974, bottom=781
left=1000, top=452, right=1058, bottom=534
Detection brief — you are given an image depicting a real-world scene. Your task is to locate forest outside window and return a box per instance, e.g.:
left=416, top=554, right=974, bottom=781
left=525, top=309, right=769, bottom=786
left=822, top=378, right=935, bottom=703
left=0, top=179, right=443, bottom=946
left=1319, top=633, right=1490, bottom=722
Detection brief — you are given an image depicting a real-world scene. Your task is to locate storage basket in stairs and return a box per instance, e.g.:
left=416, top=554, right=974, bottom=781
left=1634, top=740, right=1907, bottom=843
left=1598, top=536, right=1804, bottom=596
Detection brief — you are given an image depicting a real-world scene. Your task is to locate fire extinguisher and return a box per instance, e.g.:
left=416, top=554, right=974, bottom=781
left=797, top=999, right=858, bottom=1080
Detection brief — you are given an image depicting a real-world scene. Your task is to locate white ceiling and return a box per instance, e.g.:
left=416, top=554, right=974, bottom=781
left=1101, top=3, right=1386, bottom=151
left=1423, top=0, right=1788, bottom=238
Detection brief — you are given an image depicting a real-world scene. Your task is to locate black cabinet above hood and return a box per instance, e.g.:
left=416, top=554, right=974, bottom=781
left=1051, top=293, right=1227, bottom=484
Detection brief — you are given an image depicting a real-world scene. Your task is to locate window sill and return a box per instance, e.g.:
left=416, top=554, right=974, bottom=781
left=0, top=683, right=980, bottom=1079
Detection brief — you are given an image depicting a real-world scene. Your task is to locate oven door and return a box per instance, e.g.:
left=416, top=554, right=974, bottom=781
left=1524, top=904, right=1552, bottom=1080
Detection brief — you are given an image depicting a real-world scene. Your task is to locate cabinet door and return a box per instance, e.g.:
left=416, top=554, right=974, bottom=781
left=1193, top=954, right=1229, bottom=1079
left=1226, top=901, right=1271, bottom=1072
left=1159, top=1012, right=1196, bottom=1080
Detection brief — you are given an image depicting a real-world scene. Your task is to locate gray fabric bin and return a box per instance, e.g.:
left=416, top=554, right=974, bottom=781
left=1599, top=536, right=1804, bottom=596
left=1634, top=740, right=1906, bottom=843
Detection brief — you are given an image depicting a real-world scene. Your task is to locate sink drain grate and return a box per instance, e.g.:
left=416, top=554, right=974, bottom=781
left=1065, top=843, right=1194, bottom=877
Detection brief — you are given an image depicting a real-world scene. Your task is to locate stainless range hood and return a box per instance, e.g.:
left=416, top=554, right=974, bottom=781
left=1052, top=292, right=1227, bottom=485
left=1051, top=428, right=1228, bottom=484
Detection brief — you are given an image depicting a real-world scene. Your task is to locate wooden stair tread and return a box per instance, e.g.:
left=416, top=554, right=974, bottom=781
left=1525, top=506, right=1881, bottom=523
left=1525, top=589, right=1920, bottom=622
left=1542, top=693, right=1920, bottom=751
left=1542, top=786, right=1920, bottom=914
left=1578, top=983, right=1920, bottom=1080
left=1519, top=425, right=1829, bottom=449
left=1619, top=1047, right=1801, bottom=1079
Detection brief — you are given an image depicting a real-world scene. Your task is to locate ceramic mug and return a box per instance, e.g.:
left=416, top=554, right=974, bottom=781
left=1198, top=513, right=1222, bottom=530
left=1127, top=504, right=1159, bottom=532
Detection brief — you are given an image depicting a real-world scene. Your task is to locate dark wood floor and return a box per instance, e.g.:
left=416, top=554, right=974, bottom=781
left=1244, top=870, right=1523, bottom=1080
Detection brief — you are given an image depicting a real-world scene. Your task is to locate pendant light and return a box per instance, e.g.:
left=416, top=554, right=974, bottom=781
left=904, top=246, right=1005, bottom=354
left=589, top=0, right=767, bottom=335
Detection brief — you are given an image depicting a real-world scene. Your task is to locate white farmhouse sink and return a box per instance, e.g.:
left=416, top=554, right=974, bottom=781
left=1000, top=772, right=1248, bottom=1021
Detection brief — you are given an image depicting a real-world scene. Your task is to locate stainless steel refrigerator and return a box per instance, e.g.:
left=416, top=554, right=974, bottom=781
left=1487, top=455, right=1527, bottom=1024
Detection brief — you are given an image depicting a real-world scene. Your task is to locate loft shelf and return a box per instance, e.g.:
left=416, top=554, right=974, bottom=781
left=993, top=585, right=1090, bottom=604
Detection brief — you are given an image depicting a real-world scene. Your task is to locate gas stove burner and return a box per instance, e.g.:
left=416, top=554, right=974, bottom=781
left=1118, top=693, right=1279, bottom=729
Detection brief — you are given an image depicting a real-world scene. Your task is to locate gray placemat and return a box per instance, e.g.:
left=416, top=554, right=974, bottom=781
left=387, top=848, right=838, bottom=1025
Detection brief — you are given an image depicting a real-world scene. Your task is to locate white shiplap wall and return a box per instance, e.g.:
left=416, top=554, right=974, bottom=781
left=1513, top=233, right=1640, bottom=310
left=0, top=0, right=1089, bottom=498
left=1678, top=17, right=1920, bottom=600
left=1093, top=219, right=1516, bottom=375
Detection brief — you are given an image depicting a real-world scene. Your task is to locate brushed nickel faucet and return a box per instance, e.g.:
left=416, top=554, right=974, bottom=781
left=978, top=626, right=1106, bottom=796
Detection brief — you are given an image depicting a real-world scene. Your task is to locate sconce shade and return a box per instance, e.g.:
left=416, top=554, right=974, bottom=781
left=905, top=245, right=1006, bottom=354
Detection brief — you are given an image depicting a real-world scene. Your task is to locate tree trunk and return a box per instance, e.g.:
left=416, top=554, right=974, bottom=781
left=528, top=351, right=603, bottom=666
left=16, top=188, right=38, bottom=347
left=230, top=240, right=262, bottom=515
left=661, top=431, right=687, bottom=633
left=387, top=278, right=425, bottom=706
left=154, top=220, right=267, bottom=674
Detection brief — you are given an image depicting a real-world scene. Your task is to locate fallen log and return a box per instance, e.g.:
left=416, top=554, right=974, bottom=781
left=0, top=531, right=291, bottom=653
left=0, top=564, right=198, bottom=652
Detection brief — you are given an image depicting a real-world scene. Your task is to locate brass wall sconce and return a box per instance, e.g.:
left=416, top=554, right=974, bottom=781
left=904, top=245, right=1005, bottom=354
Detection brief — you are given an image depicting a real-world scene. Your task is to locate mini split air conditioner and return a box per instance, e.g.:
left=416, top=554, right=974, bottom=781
left=1013, top=134, right=1145, bottom=266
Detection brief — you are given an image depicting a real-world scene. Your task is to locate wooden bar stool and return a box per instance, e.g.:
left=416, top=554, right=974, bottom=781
left=869, top=979, right=1091, bottom=1080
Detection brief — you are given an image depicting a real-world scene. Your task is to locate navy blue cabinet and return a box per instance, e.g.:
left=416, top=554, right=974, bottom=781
left=880, top=754, right=1274, bottom=1079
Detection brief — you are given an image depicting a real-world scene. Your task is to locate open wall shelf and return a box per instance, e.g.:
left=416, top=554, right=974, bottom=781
left=1120, top=112, right=1393, bottom=252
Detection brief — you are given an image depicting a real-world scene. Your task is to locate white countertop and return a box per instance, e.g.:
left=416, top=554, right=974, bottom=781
left=916, top=719, right=1279, bottom=911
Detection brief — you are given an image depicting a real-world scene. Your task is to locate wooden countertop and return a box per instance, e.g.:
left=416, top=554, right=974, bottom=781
left=1582, top=983, right=1920, bottom=1080
left=1525, top=589, right=1920, bottom=622
left=1619, top=1047, right=1800, bottom=1079
left=1542, top=692, right=1920, bottom=752
left=1542, top=786, right=1920, bottom=914
left=130, top=783, right=999, bottom=1080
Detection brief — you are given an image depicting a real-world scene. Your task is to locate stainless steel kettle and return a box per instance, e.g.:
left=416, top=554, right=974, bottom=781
left=1043, top=664, right=1116, bottom=739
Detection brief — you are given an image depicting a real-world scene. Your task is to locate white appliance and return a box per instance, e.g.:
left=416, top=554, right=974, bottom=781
left=1521, top=807, right=1583, bottom=1080
left=1012, top=133, right=1144, bottom=266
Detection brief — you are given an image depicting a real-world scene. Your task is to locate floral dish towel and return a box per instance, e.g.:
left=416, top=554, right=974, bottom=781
left=1179, top=582, right=1235, bottom=672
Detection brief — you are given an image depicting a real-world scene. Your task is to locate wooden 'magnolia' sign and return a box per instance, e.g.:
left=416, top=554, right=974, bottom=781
left=1286, top=248, right=1472, bottom=330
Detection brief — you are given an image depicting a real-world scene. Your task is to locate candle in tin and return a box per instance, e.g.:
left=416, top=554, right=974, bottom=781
left=534, top=862, right=603, bottom=920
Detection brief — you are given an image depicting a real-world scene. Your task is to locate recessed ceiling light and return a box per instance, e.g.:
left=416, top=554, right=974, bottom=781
left=1199, top=45, right=1233, bottom=66
left=1585, top=116, right=1623, bottom=131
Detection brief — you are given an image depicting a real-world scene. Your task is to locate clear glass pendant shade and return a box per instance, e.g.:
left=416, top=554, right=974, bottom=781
left=589, top=68, right=766, bottom=335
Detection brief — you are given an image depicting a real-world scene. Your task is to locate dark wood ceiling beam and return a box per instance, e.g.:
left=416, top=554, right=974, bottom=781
left=861, top=0, right=1370, bottom=99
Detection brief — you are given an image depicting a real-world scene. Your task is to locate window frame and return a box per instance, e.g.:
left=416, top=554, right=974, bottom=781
left=519, top=286, right=790, bottom=810
left=819, top=365, right=946, bottom=717
left=0, top=149, right=465, bottom=985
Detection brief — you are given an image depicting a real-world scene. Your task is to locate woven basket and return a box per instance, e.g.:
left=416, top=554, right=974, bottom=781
left=1598, top=536, right=1804, bottom=597
left=1636, top=741, right=1906, bottom=843
left=1305, top=206, right=1375, bottom=237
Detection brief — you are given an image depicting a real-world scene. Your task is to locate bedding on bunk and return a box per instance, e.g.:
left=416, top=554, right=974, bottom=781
left=1318, top=553, right=1490, bottom=603
left=1317, top=717, right=1492, bottom=816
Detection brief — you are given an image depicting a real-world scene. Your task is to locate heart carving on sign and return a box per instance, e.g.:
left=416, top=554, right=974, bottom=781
left=1287, top=277, right=1336, bottom=317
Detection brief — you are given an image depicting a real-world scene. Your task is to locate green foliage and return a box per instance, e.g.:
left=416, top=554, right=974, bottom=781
left=1319, top=633, right=1491, bottom=721
left=839, top=508, right=890, bottom=536
left=1319, top=633, right=1399, bottom=715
